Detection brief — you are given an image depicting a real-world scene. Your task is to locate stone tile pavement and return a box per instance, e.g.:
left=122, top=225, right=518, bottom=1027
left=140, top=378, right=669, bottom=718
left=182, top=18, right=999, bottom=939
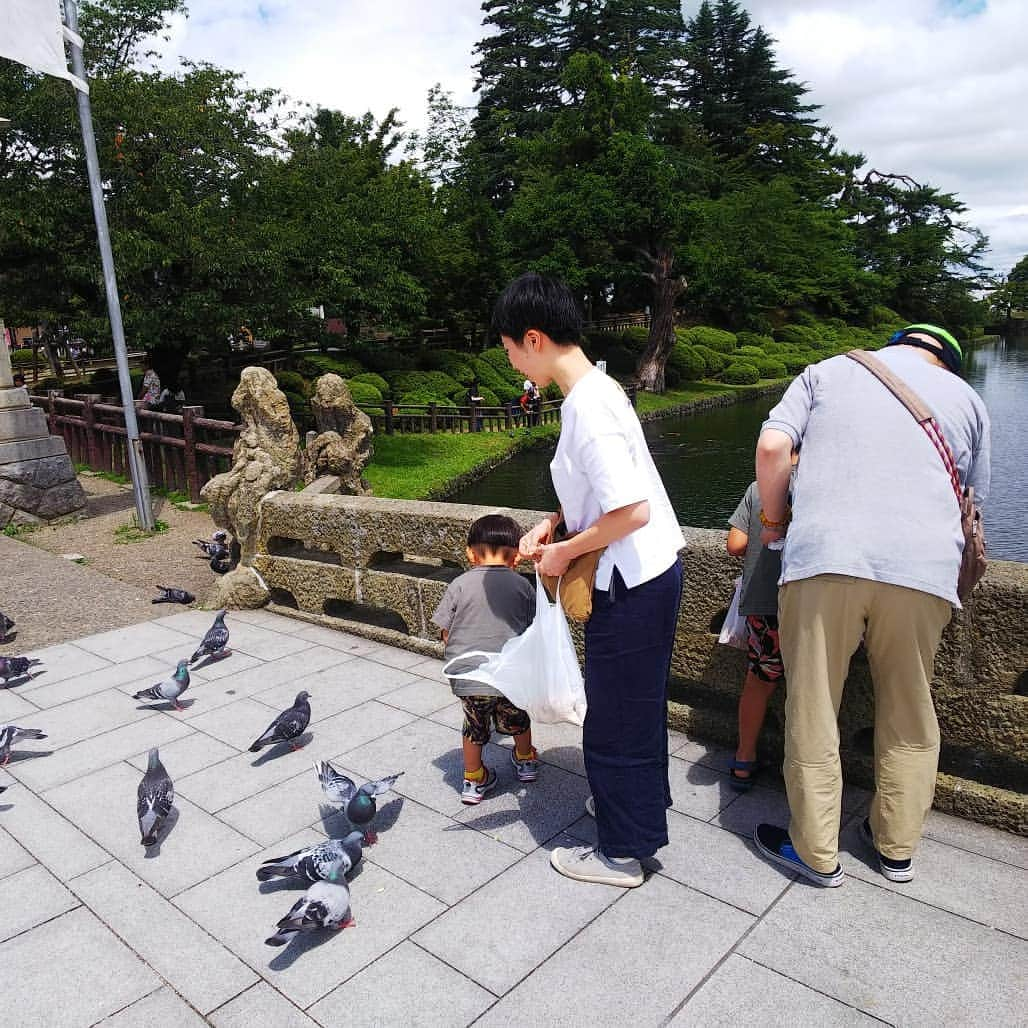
left=0, top=607, right=1025, bottom=1027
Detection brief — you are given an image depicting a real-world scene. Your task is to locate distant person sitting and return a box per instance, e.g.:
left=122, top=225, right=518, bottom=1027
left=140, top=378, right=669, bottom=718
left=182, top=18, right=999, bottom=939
left=157, top=384, right=186, bottom=414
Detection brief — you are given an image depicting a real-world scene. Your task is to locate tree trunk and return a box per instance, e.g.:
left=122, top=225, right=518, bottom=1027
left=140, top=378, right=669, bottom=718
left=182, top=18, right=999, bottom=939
left=635, top=245, right=686, bottom=393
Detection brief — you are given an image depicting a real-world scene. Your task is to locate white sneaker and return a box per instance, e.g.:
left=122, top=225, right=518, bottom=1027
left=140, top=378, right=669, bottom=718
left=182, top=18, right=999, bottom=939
left=550, top=845, right=644, bottom=888
left=460, top=767, right=497, bottom=805
left=584, top=794, right=595, bottom=818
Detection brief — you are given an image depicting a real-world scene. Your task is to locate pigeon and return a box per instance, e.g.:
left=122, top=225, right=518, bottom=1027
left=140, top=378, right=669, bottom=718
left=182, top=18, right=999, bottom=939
left=190, top=610, right=230, bottom=664
left=0, top=724, right=48, bottom=766
left=152, top=586, right=196, bottom=605
left=193, top=531, right=230, bottom=558
left=0, top=611, right=13, bottom=642
left=256, top=830, right=365, bottom=884
left=249, top=691, right=311, bottom=752
left=209, top=551, right=231, bottom=575
left=137, top=748, right=174, bottom=846
left=265, top=860, right=354, bottom=946
left=314, top=761, right=403, bottom=843
left=133, top=660, right=191, bottom=711
left=0, top=655, right=43, bottom=685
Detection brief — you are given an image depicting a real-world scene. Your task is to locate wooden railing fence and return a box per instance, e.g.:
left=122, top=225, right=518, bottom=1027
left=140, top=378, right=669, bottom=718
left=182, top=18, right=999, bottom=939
left=31, top=393, right=240, bottom=503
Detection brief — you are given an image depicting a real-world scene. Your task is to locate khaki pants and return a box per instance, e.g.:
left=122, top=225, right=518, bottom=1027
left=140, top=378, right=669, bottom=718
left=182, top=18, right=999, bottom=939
left=779, top=574, right=951, bottom=873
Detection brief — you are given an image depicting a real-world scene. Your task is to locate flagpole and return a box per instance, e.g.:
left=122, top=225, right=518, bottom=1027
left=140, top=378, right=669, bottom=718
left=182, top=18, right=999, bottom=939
left=62, top=0, right=154, bottom=530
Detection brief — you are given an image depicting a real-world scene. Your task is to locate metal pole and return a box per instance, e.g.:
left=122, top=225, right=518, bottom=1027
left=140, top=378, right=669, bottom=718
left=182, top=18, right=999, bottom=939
left=62, top=0, right=154, bottom=529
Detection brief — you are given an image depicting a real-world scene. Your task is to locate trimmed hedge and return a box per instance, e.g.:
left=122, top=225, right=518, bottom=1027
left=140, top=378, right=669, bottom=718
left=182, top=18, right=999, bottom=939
left=297, top=354, right=364, bottom=379
left=735, top=331, right=775, bottom=351
left=350, top=371, right=390, bottom=396
left=620, top=326, right=650, bottom=353
left=387, top=370, right=464, bottom=402
left=735, top=345, right=767, bottom=359
left=9, top=348, right=34, bottom=365
left=753, top=358, right=788, bottom=379
left=677, top=326, right=737, bottom=354
left=275, top=370, right=308, bottom=397
left=692, top=345, right=727, bottom=375
left=723, top=361, right=760, bottom=385
left=667, top=342, right=706, bottom=383
left=345, top=379, right=383, bottom=406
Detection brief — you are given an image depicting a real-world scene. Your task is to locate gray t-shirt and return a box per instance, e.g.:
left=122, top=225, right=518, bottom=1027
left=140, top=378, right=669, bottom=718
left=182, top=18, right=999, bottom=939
left=762, top=347, right=990, bottom=607
left=431, top=567, right=536, bottom=698
left=729, top=481, right=782, bottom=617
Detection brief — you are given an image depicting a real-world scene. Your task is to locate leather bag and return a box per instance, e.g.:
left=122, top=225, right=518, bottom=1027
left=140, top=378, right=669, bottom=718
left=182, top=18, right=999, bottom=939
left=845, top=350, right=987, bottom=602
left=538, top=525, right=606, bottom=623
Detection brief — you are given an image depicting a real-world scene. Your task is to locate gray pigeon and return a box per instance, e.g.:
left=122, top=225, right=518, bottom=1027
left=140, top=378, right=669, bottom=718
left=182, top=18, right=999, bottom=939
left=314, top=761, right=403, bottom=843
left=152, top=586, right=195, bottom=605
left=0, top=724, right=47, bottom=766
left=0, top=655, right=43, bottom=684
left=249, top=691, right=311, bottom=752
left=190, top=611, right=230, bottom=664
left=265, top=860, right=353, bottom=946
left=0, top=611, right=13, bottom=642
left=256, top=831, right=365, bottom=883
left=137, top=748, right=174, bottom=846
left=133, top=660, right=191, bottom=711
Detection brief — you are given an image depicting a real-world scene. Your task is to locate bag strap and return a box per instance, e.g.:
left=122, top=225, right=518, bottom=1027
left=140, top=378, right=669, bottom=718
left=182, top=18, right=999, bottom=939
left=845, top=350, right=964, bottom=506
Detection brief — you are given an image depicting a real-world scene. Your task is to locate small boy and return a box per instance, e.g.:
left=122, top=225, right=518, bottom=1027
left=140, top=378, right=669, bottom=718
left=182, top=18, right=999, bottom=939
left=725, top=459, right=796, bottom=790
left=431, top=514, right=539, bottom=804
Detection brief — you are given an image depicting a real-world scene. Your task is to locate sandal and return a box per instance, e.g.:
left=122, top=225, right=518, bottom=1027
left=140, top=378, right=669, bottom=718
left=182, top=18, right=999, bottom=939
left=728, top=758, right=759, bottom=792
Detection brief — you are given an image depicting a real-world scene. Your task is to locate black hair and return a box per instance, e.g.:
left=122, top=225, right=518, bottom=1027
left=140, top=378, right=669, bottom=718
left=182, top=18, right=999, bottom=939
left=491, top=272, right=582, bottom=346
left=467, top=513, right=522, bottom=555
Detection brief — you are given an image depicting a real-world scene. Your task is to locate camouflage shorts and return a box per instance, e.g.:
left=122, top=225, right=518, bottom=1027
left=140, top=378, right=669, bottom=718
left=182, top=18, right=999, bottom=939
left=460, top=695, right=531, bottom=746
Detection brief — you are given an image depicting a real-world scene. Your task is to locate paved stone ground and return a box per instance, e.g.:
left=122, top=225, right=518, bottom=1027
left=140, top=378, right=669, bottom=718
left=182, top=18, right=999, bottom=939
left=1, top=607, right=1025, bottom=1027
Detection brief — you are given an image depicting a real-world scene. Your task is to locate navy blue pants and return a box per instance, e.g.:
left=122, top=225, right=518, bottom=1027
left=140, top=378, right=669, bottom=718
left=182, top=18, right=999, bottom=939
left=584, top=561, right=683, bottom=860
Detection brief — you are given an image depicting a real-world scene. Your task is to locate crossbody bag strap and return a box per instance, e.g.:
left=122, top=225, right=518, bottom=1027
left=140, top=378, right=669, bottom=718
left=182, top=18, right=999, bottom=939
left=845, top=350, right=963, bottom=505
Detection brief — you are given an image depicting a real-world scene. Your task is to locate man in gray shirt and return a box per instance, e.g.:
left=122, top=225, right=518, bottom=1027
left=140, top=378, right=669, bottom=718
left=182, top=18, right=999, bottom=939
left=750, top=325, right=990, bottom=888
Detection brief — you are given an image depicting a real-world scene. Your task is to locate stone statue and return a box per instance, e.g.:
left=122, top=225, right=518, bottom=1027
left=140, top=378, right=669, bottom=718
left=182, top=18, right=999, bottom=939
left=201, top=366, right=302, bottom=567
left=304, top=373, right=374, bottom=493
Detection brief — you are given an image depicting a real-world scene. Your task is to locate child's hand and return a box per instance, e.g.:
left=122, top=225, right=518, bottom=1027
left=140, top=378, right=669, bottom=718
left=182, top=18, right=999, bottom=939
left=519, top=519, right=552, bottom=559
left=760, top=526, right=786, bottom=547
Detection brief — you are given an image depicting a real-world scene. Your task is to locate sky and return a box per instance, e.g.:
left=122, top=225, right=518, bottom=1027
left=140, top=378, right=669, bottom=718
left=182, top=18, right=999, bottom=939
left=159, top=0, right=1026, bottom=275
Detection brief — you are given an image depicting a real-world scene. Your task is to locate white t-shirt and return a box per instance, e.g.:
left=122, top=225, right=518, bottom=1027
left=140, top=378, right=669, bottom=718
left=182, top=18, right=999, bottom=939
left=551, top=368, right=685, bottom=590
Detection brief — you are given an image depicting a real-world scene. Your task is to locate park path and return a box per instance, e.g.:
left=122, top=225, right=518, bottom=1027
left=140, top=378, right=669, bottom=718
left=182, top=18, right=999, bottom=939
left=0, top=603, right=1025, bottom=1026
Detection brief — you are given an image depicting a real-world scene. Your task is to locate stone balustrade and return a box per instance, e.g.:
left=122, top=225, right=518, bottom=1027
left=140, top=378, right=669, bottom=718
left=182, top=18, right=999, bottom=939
left=249, top=490, right=1027, bottom=835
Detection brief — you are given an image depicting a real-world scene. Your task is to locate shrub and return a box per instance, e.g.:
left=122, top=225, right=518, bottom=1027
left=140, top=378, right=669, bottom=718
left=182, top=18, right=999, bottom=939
left=735, top=345, right=767, bottom=359
left=353, top=345, right=415, bottom=374
left=470, top=357, right=519, bottom=401
left=760, top=339, right=789, bottom=355
left=421, top=349, right=475, bottom=384
left=604, top=344, right=637, bottom=375
left=735, top=331, right=775, bottom=351
left=773, top=324, right=816, bottom=348
left=620, top=326, right=650, bottom=353
left=692, top=345, right=727, bottom=375
left=790, top=309, right=818, bottom=327
left=754, top=358, right=788, bottom=379
left=475, top=348, right=524, bottom=393
left=275, top=370, right=308, bottom=397
left=781, top=352, right=812, bottom=374
left=297, top=354, right=363, bottom=379
left=678, top=326, right=737, bottom=354
left=388, top=370, right=463, bottom=402
left=396, top=389, right=456, bottom=408
left=723, top=361, right=760, bottom=385
left=871, top=305, right=905, bottom=328
left=349, top=372, right=390, bottom=396
left=345, top=379, right=383, bottom=406
left=281, top=390, right=309, bottom=422
left=10, top=348, right=34, bottom=365
left=667, top=342, right=706, bottom=382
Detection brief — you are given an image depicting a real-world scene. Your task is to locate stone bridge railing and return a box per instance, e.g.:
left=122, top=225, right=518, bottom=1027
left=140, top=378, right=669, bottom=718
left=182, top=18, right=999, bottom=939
left=249, top=492, right=1027, bottom=835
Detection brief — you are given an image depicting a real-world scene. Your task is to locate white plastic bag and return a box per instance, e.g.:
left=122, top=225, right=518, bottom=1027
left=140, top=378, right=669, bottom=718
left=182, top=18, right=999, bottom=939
left=441, top=576, right=587, bottom=725
left=718, top=576, right=748, bottom=650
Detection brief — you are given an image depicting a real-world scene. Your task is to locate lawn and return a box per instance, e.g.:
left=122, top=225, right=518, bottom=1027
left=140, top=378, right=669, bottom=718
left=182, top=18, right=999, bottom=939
left=364, top=424, right=559, bottom=499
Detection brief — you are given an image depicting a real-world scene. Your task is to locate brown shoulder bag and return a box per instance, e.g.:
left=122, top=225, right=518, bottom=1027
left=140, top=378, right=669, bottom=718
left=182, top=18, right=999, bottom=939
left=538, top=524, right=606, bottom=623
left=846, top=350, right=987, bottom=602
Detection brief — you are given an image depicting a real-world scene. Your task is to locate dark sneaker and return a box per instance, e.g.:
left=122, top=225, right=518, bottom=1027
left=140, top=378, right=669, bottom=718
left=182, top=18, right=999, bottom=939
left=859, top=817, right=914, bottom=882
left=511, top=747, right=540, bottom=782
left=460, top=767, right=497, bottom=805
left=753, top=823, right=844, bottom=887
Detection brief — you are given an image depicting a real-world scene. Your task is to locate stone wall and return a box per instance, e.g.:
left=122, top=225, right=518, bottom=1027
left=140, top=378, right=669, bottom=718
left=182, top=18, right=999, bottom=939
left=249, top=491, right=1027, bottom=835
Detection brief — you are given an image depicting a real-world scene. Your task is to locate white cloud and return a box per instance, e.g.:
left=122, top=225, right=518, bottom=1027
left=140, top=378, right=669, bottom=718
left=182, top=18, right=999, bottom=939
left=162, top=0, right=1026, bottom=274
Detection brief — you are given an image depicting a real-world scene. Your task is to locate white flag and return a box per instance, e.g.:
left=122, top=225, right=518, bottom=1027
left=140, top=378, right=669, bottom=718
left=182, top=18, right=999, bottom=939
left=0, top=0, right=88, bottom=92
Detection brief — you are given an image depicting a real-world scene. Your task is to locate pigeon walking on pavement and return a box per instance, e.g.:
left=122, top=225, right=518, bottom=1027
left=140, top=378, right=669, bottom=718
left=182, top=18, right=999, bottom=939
left=265, top=860, right=354, bottom=946
left=249, top=692, right=311, bottom=752
left=256, top=831, right=365, bottom=884
left=0, top=724, right=48, bottom=766
left=0, top=611, right=13, bottom=642
left=190, top=611, right=230, bottom=664
left=0, top=655, right=43, bottom=685
left=137, top=748, right=174, bottom=846
left=314, top=761, right=403, bottom=844
left=133, top=660, right=191, bottom=711
left=152, top=586, right=196, bottom=605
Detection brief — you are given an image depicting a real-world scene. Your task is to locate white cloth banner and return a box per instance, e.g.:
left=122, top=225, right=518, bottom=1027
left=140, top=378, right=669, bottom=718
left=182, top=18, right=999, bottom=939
left=0, top=0, right=88, bottom=92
